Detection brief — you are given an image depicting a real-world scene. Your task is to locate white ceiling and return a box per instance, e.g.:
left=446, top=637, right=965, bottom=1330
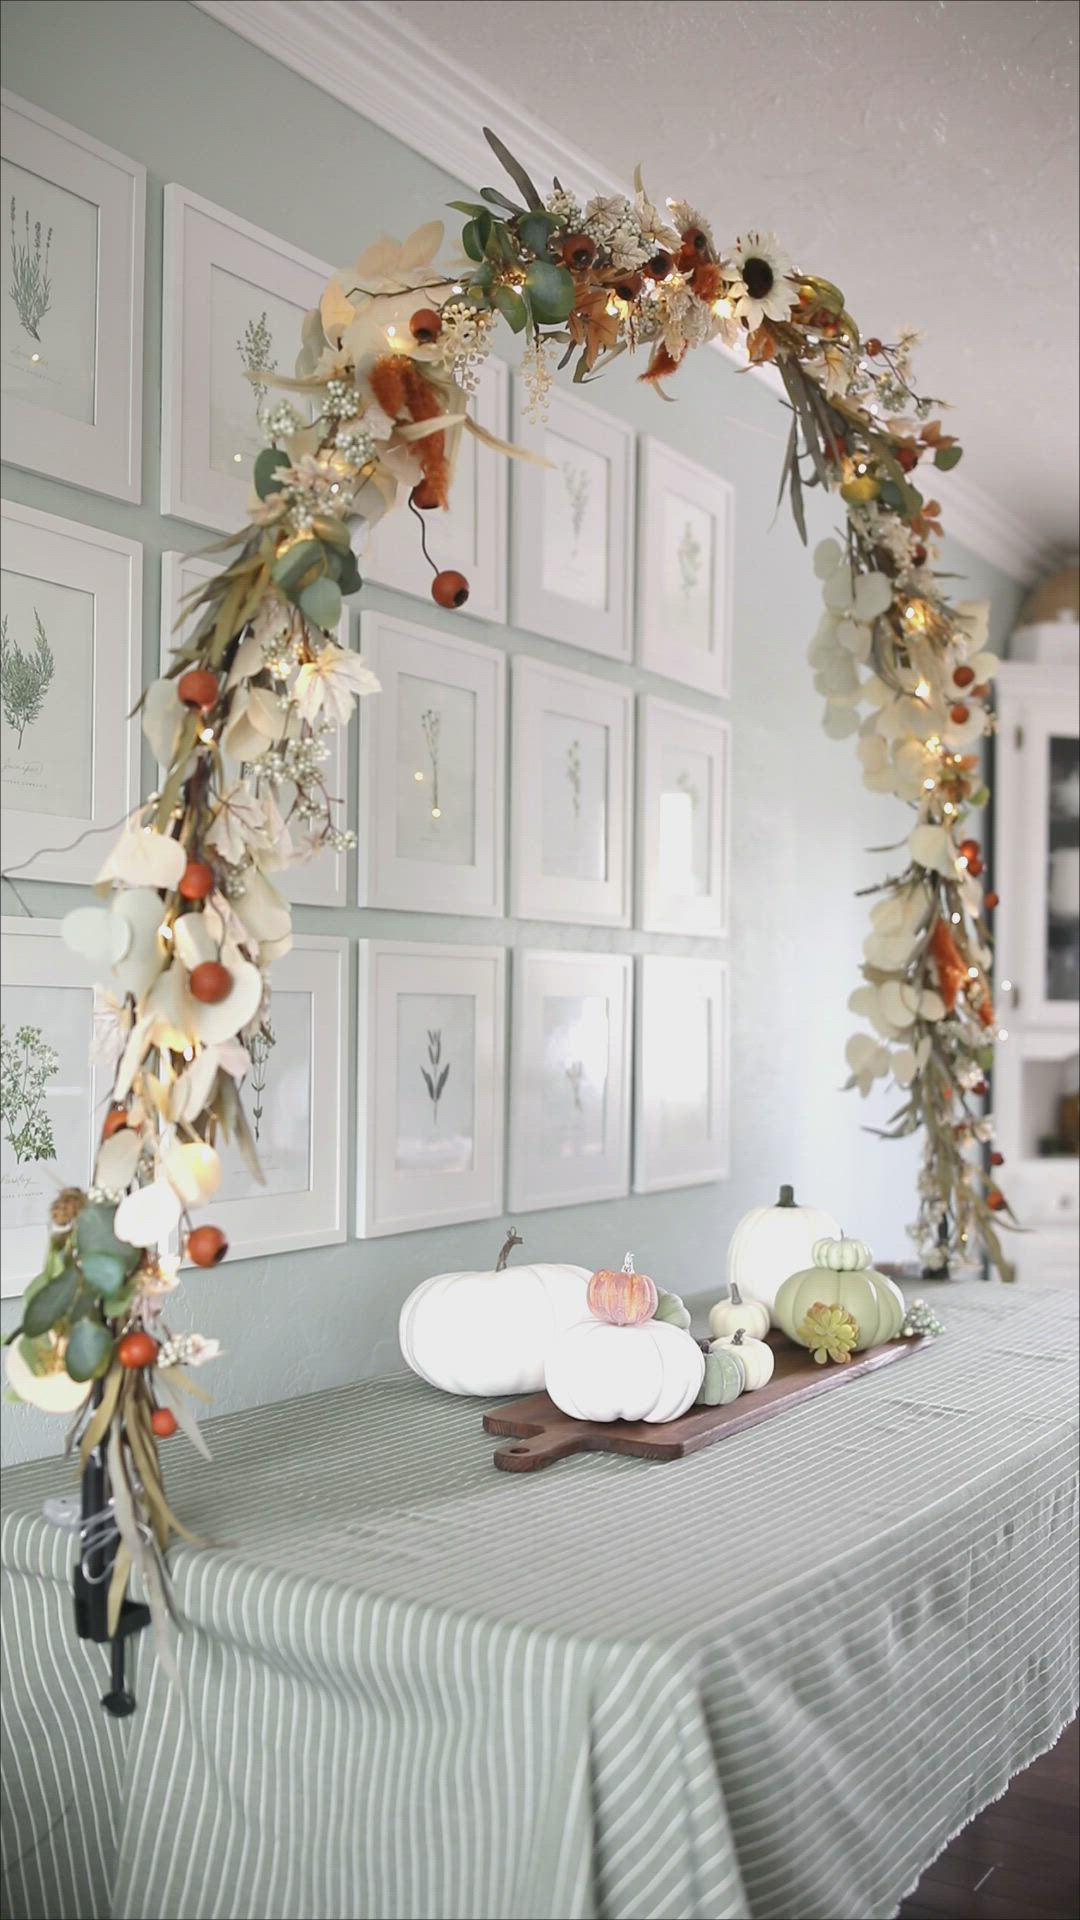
left=381, top=0, right=1079, bottom=564
left=203, top=0, right=1079, bottom=570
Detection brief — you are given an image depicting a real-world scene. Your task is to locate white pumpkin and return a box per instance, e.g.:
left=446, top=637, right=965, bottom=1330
left=773, top=1240, right=906, bottom=1352
left=399, top=1230, right=590, bottom=1396
left=709, top=1328, right=775, bottom=1391
left=545, top=1318, right=705, bottom=1423
left=708, top=1282, right=771, bottom=1341
left=726, top=1184, right=841, bottom=1310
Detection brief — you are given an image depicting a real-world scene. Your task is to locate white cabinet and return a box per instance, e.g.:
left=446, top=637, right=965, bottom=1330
left=993, top=657, right=1079, bottom=1287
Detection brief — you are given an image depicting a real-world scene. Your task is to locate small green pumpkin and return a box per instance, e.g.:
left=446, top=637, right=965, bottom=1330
left=696, top=1345, right=746, bottom=1406
left=812, top=1235, right=873, bottom=1272
left=654, top=1289, right=692, bottom=1331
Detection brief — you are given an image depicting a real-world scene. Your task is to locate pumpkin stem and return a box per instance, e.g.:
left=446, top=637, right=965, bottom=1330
left=495, top=1228, right=523, bottom=1273
left=732, top=1328, right=746, bottom=1345
left=622, top=1252, right=635, bottom=1274
left=729, top=1282, right=743, bottom=1304
left=777, top=1184, right=795, bottom=1207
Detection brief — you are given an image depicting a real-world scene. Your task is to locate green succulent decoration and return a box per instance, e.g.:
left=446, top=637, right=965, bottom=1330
left=1, top=608, right=54, bottom=746
left=798, top=1301, right=860, bottom=1366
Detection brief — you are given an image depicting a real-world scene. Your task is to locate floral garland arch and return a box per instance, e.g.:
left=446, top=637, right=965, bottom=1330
left=5, top=129, right=1012, bottom=1656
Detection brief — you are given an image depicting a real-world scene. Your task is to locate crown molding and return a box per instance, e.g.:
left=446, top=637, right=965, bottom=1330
left=198, top=0, right=1052, bottom=585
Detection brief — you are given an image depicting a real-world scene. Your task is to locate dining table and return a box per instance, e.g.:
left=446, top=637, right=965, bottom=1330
left=2, top=1277, right=1077, bottom=1920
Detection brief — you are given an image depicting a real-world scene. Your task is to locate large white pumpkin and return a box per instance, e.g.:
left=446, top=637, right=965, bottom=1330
left=399, top=1231, right=590, bottom=1396
left=545, top=1319, right=705, bottom=1424
left=727, top=1184, right=841, bottom=1310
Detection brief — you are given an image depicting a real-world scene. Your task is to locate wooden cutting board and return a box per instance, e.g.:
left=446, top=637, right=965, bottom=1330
left=483, top=1332, right=929, bottom=1472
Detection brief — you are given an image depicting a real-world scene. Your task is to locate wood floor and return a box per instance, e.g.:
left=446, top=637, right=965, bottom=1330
left=900, top=1719, right=1079, bottom=1919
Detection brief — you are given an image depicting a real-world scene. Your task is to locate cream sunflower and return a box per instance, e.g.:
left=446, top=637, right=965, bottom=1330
left=730, top=231, right=798, bottom=330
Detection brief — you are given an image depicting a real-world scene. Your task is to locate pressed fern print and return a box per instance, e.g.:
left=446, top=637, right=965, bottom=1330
left=1, top=1023, right=59, bottom=1165
left=8, top=197, right=53, bottom=341
left=1, top=608, right=54, bottom=746
left=420, top=1028, right=450, bottom=1124
left=237, top=310, right=277, bottom=411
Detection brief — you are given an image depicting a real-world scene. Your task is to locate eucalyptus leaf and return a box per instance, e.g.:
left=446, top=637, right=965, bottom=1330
left=75, top=1202, right=140, bottom=1276
left=480, top=186, right=525, bottom=215
left=492, top=285, right=527, bottom=333
left=272, top=538, right=323, bottom=591
left=461, top=219, right=484, bottom=263
left=254, top=447, right=290, bottom=499
left=524, top=258, right=574, bottom=324
left=65, top=1316, right=114, bottom=1384
left=933, top=444, right=963, bottom=470
left=483, top=126, right=543, bottom=209
left=338, top=550, right=363, bottom=599
left=447, top=200, right=490, bottom=217
left=517, top=211, right=558, bottom=255
left=79, top=1250, right=130, bottom=1298
left=311, top=514, right=351, bottom=551
left=23, top=1267, right=78, bottom=1338
left=299, top=575, right=343, bottom=631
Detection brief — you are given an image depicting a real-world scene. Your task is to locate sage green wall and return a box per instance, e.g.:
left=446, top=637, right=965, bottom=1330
left=0, top=0, right=1026, bottom=1461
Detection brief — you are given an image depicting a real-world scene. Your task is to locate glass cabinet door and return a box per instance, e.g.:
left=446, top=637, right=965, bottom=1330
left=1045, top=734, right=1080, bottom=1006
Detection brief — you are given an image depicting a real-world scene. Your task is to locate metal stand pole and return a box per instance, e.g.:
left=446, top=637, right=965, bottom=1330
left=73, top=1383, right=150, bottom=1717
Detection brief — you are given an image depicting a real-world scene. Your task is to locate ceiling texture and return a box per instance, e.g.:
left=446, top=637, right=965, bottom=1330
left=203, top=0, right=1079, bottom=573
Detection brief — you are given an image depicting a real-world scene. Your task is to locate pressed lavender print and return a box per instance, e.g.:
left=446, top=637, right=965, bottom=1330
left=1, top=160, right=97, bottom=424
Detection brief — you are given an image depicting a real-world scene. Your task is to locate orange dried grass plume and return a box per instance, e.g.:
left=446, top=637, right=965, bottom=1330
left=690, top=261, right=726, bottom=306
left=369, top=354, right=449, bottom=508
left=639, top=342, right=685, bottom=386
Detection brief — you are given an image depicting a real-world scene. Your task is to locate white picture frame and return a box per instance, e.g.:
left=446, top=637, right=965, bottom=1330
left=634, top=956, right=731, bottom=1193
left=510, top=655, right=632, bottom=927
left=510, top=382, right=634, bottom=660
left=160, top=550, right=348, bottom=908
left=637, top=439, right=734, bottom=697
left=356, top=940, right=505, bottom=1237
left=1, top=91, right=145, bottom=503
left=357, top=611, right=505, bottom=917
left=361, top=355, right=509, bottom=624
left=161, top=185, right=330, bottom=533
left=1, top=917, right=113, bottom=1293
left=508, top=948, right=632, bottom=1214
left=201, top=934, right=348, bottom=1263
left=638, top=696, right=731, bottom=935
left=2, top=501, right=141, bottom=885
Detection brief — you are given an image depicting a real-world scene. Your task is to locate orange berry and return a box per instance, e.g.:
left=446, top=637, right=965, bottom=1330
left=177, top=669, right=219, bottom=711
left=151, top=1407, right=178, bottom=1438
left=179, top=860, right=214, bottom=901
left=118, top=1331, right=158, bottom=1370
left=431, top=570, right=470, bottom=609
left=189, top=961, right=232, bottom=1004
left=188, top=1225, right=228, bottom=1267
left=408, top=307, right=441, bottom=343
left=101, top=1106, right=129, bottom=1141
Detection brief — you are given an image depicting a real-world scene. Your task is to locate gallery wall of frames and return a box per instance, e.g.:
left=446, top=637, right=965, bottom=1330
left=0, top=88, right=734, bottom=1293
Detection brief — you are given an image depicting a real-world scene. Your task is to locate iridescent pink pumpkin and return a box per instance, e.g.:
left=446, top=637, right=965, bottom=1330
left=586, top=1253, right=659, bottom=1327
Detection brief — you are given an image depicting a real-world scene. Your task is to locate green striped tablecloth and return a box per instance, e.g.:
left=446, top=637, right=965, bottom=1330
left=2, top=1281, right=1077, bottom=1920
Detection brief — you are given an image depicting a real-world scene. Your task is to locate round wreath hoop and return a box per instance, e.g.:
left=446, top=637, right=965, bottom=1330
left=5, top=127, right=1012, bottom=1658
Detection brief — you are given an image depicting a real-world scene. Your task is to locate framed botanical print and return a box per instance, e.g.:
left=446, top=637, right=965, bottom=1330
left=510, top=383, right=634, bottom=659
left=634, top=956, right=730, bottom=1193
left=638, top=696, right=731, bottom=935
left=361, top=355, right=509, bottom=624
left=161, top=186, right=330, bottom=532
left=356, top=940, right=505, bottom=1237
left=198, top=934, right=348, bottom=1262
left=507, top=948, right=632, bottom=1214
left=637, top=439, right=734, bottom=697
left=1, top=91, right=145, bottom=502
left=160, top=550, right=348, bottom=907
left=510, top=655, right=632, bottom=926
left=1, top=918, right=112, bottom=1292
left=2, top=501, right=141, bottom=885
left=357, top=611, right=505, bottom=917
